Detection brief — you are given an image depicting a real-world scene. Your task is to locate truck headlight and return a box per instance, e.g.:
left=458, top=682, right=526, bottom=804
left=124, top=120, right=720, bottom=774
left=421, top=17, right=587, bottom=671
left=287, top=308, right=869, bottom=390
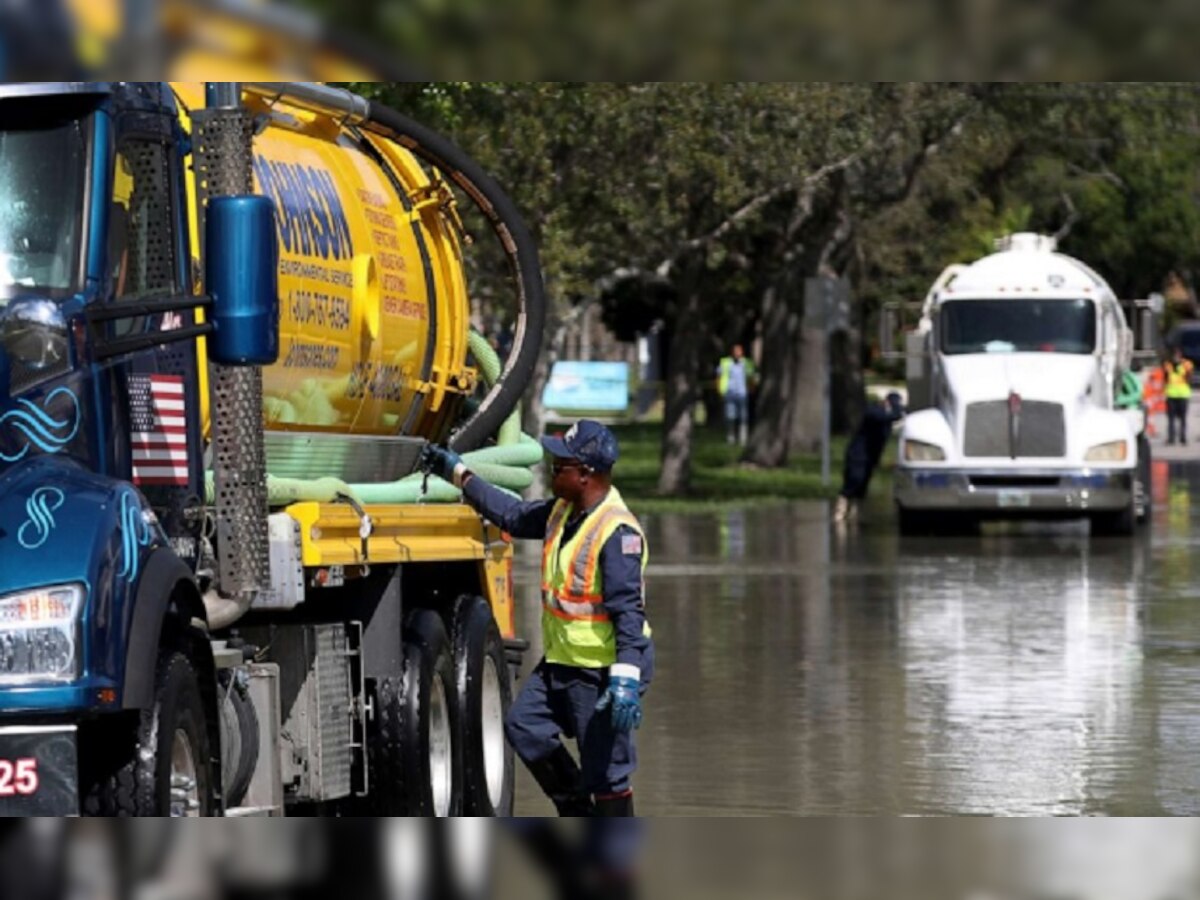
left=0, top=585, right=83, bottom=684
left=1084, top=440, right=1128, bottom=462
left=904, top=439, right=946, bottom=462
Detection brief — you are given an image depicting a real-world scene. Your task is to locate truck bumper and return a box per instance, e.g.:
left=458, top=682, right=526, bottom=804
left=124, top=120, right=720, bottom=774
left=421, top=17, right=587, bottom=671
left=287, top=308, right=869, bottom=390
left=895, top=468, right=1133, bottom=516
left=0, top=724, right=78, bottom=816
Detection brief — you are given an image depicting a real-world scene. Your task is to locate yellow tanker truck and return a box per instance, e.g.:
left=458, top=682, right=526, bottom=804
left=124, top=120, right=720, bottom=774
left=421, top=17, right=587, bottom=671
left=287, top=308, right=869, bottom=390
left=0, top=81, right=545, bottom=816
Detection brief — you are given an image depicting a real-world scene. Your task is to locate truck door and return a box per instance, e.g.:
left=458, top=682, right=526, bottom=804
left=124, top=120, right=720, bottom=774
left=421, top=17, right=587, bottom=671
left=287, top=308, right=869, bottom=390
left=101, top=129, right=204, bottom=563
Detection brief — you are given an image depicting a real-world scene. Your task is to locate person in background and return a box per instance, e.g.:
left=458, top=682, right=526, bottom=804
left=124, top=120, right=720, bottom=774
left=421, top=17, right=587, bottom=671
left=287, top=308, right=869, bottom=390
left=420, top=420, right=653, bottom=817
left=716, top=344, right=757, bottom=446
left=834, top=391, right=905, bottom=522
left=1163, top=345, right=1194, bottom=446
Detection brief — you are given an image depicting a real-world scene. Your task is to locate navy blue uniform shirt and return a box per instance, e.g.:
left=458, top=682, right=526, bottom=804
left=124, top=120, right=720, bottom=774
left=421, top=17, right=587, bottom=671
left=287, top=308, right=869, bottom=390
left=462, top=476, right=650, bottom=668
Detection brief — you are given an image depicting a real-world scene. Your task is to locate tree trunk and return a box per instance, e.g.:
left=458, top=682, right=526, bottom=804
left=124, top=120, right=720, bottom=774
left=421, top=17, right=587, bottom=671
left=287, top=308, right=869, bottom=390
left=787, top=323, right=827, bottom=453
left=829, top=329, right=865, bottom=435
left=784, top=193, right=855, bottom=455
left=744, top=178, right=849, bottom=467
left=657, top=285, right=704, bottom=495
left=743, top=277, right=801, bottom=467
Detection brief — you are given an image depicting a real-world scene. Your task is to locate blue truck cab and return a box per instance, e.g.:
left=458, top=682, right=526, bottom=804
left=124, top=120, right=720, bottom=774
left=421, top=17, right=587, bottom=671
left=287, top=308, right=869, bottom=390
left=0, top=82, right=273, bottom=814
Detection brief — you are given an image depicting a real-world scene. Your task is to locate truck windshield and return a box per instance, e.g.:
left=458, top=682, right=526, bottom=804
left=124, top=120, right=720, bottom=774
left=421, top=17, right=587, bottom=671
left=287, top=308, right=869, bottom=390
left=0, top=118, right=88, bottom=306
left=940, top=299, right=1096, bottom=355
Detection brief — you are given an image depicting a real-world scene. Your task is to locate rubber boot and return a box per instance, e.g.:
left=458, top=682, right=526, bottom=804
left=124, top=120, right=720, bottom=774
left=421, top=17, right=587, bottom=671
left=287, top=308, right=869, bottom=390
left=526, top=746, right=596, bottom=816
left=594, top=793, right=635, bottom=816
left=507, top=819, right=590, bottom=898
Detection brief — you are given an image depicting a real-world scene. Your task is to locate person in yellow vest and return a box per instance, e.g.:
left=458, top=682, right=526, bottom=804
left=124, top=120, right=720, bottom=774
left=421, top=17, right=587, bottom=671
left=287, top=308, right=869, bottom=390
left=1164, top=346, right=1195, bottom=446
left=716, top=344, right=757, bottom=446
left=420, top=420, right=652, bottom=817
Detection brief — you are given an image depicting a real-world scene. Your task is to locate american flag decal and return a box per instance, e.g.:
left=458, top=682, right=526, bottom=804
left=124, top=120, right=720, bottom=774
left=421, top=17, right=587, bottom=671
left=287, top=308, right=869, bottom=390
left=130, top=374, right=189, bottom=486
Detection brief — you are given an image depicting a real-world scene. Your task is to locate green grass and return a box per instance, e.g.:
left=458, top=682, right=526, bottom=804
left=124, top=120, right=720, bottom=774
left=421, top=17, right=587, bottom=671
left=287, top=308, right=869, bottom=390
left=601, top=422, right=869, bottom=513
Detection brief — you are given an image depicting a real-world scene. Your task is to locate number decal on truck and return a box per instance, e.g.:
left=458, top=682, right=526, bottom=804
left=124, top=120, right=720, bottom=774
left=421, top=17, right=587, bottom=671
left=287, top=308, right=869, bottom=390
left=0, top=759, right=39, bottom=796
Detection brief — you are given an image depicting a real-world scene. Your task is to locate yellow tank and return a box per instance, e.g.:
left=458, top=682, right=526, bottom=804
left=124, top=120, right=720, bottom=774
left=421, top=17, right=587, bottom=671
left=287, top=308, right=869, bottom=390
left=172, top=83, right=476, bottom=439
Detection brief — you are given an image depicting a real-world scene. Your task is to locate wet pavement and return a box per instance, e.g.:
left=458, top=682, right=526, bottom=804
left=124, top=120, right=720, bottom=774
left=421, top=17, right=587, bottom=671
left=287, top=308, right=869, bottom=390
left=513, top=458, right=1200, bottom=816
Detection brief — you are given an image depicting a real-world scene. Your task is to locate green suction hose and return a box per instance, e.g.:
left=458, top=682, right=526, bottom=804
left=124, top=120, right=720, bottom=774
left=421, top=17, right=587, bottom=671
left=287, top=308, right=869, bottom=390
left=205, top=329, right=545, bottom=507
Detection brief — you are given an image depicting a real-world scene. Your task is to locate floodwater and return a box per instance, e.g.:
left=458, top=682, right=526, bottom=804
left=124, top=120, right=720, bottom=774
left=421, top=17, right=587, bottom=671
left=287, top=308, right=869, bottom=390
left=513, top=460, right=1200, bottom=816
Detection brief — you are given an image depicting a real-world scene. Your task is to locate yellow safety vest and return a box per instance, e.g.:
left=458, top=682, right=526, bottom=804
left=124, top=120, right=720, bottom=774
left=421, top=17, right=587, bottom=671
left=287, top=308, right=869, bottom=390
left=541, top=487, right=649, bottom=669
left=718, top=357, right=756, bottom=396
left=1165, top=360, right=1194, bottom=400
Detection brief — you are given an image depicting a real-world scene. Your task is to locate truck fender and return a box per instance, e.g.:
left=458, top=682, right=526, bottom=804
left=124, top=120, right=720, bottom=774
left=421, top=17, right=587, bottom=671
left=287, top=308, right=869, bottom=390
left=122, top=548, right=206, bottom=710
left=1077, top=407, right=1138, bottom=461
left=899, top=408, right=955, bottom=460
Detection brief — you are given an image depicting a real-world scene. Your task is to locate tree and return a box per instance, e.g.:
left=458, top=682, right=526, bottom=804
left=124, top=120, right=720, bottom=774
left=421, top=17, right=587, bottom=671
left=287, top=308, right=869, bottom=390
left=347, top=82, right=1200, bottom=498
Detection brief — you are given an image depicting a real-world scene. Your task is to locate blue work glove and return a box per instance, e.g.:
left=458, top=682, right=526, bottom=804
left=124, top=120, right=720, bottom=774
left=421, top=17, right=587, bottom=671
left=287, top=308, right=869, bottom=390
left=595, top=666, right=642, bottom=733
left=419, top=444, right=467, bottom=486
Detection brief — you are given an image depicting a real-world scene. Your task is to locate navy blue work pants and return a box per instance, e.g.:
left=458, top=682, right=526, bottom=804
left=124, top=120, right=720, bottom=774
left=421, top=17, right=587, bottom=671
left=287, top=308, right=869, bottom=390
left=842, top=445, right=880, bottom=500
left=505, top=654, right=652, bottom=796
left=1168, top=396, right=1189, bottom=443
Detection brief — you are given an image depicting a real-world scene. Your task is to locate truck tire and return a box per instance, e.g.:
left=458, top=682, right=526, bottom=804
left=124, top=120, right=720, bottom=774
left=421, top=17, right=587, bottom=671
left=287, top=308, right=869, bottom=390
left=1093, top=502, right=1135, bottom=537
left=897, top=506, right=933, bottom=536
left=451, top=595, right=515, bottom=816
left=1135, top=435, right=1152, bottom=525
left=81, top=648, right=215, bottom=817
left=366, top=608, right=461, bottom=815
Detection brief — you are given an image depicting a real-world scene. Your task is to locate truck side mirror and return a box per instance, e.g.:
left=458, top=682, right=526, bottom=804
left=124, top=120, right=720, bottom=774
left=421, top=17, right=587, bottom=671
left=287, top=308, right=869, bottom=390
left=205, top=195, right=280, bottom=366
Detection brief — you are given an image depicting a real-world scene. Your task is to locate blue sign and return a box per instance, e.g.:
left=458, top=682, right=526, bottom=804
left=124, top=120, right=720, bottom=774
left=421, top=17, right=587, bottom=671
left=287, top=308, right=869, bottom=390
left=542, top=361, right=629, bottom=413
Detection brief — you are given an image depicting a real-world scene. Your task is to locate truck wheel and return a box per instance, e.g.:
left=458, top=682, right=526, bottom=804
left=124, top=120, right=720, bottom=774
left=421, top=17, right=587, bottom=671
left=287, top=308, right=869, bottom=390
left=367, top=609, right=461, bottom=815
left=1135, top=435, right=1152, bottom=525
left=897, top=506, right=932, bottom=536
left=1093, top=503, right=1135, bottom=537
left=81, top=648, right=215, bottom=816
left=451, top=595, right=515, bottom=816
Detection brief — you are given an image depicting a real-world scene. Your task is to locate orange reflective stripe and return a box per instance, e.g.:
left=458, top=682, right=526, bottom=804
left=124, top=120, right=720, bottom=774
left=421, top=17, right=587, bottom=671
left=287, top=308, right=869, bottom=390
left=543, top=602, right=611, bottom=623
left=543, top=593, right=608, bottom=618
left=565, top=508, right=616, bottom=594
left=568, top=507, right=634, bottom=595
left=582, top=511, right=639, bottom=592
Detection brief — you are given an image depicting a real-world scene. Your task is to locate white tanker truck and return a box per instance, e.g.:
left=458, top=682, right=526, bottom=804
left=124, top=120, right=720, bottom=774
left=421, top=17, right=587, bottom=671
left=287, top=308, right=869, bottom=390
left=891, top=233, right=1152, bottom=536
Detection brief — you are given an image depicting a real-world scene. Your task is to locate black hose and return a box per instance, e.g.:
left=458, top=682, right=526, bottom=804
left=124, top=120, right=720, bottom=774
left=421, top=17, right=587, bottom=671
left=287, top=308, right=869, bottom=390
left=363, top=102, right=547, bottom=453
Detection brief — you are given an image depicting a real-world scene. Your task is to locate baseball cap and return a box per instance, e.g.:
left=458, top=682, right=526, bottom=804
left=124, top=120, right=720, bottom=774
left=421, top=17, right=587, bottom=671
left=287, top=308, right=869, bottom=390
left=540, top=420, right=619, bottom=472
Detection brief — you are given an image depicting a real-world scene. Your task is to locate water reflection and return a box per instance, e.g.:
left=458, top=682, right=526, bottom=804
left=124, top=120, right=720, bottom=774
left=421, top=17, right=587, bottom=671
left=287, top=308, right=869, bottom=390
left=514, top=463, right=1200, bottom=815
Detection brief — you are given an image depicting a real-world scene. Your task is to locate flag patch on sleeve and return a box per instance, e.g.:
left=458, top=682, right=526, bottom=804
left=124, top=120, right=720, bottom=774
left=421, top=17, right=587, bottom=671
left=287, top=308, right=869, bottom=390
left=621, top=533, right=643, bottom=556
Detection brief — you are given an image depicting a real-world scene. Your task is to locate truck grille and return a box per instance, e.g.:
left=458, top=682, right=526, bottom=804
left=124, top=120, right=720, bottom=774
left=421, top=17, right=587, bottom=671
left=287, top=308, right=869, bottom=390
left=963, top=400, right=1066, bottom=458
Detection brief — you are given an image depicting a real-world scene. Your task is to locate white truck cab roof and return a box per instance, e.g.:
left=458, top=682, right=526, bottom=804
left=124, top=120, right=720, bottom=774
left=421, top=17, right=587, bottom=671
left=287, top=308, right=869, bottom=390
left=930, top=232, right=1115, bottom=308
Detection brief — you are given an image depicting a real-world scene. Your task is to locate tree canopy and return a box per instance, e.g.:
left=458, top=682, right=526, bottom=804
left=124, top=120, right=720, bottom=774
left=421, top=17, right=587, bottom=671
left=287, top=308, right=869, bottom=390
left=357, top=82, right=1200, bottom=493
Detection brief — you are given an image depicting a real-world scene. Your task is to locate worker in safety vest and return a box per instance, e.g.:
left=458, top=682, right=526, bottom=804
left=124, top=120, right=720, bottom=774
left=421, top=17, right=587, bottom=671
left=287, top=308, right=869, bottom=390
left=716, top=344, right=757, bottom=446
left=420, top=420, right=652, bottom=816
left=1163, top=346, right=1194, bottom=445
